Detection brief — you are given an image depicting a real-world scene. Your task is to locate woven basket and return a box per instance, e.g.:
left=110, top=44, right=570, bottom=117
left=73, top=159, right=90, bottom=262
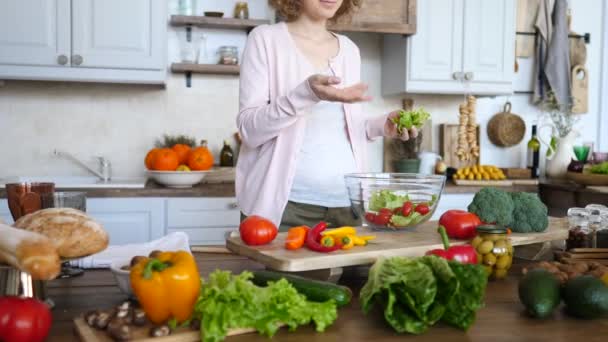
left=487, top=102, right=526, bottom=147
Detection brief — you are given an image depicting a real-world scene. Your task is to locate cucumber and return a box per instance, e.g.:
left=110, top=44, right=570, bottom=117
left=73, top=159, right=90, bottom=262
left=251, top=270, right=352, bottom=307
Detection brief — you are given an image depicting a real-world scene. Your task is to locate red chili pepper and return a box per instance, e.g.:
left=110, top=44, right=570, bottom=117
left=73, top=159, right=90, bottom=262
left=306, top=222, right=342, bottom=253
left=426, top=225, right=478, bottom=264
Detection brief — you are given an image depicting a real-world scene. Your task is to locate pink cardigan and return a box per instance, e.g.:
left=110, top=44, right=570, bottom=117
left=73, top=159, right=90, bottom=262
left=236, top=22, right=387, bottom=225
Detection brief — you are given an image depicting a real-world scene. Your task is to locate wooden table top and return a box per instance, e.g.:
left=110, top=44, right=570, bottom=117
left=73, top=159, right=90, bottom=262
left=46, top=253, right=608, bottom=342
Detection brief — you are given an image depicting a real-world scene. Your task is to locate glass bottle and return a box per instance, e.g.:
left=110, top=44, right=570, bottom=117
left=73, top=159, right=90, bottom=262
left=220, top=140, right=235, bottom=167
left=234, top=2, right=249, bottom=19
left=567, top=207, right=592, bottom=250
left=527, top=125, right=540, bottom=178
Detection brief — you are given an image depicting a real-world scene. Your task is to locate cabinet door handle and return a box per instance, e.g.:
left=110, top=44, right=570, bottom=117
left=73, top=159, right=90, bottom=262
left=72, top=54, right=83, bottom=66
left=464, top=72, right=474, bottom=81
left=57, top=55, right=69, bottom=65
left=452, top=72, right=464, bottom=81
left=229, top=202, right=239, bottom=209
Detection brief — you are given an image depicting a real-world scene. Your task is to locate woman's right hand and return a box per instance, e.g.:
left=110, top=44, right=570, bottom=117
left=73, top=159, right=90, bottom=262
left=308, top=75, right=372, bottom=104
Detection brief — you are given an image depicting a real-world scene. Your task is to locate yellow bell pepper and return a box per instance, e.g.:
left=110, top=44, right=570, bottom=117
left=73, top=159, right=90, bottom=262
left=352, top=236, right=368, bottom=246
left=340, top=235, right=356, bottom=250
left=321, top=226, right=357, bottom=237
left=130, top=250, right=200, bottom=324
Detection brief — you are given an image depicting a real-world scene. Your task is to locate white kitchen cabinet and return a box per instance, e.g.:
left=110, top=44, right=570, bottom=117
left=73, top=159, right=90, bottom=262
left=86, top=198, right=166, bottom=245
left=0, top=0, right=166, bottom=84
left=0, top=199, right=14, bottom=224
left=383, top=0, right=515, bottom=95
left=431, top=194, right=476, bottom=221
left=167, top=198, right=241, bottom=246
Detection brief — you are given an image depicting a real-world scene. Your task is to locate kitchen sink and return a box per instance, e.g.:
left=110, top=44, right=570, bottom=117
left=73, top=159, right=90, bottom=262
left=0, top=176, right=147, bottom=189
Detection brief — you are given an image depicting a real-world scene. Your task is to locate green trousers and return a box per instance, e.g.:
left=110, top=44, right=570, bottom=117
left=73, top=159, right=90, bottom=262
left=241, top=201, right=361, bottom=232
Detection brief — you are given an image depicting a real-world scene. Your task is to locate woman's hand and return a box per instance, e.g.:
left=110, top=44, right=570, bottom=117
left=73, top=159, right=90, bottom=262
left=385, top=111, right=419, bottom=141
left=308, top=75, right=372, bottom=103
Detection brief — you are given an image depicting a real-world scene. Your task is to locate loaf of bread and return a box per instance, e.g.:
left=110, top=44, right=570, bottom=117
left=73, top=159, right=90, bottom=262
left=0, top=222, right=61, bottom=280
left=14, top=208, right=109, bottom=258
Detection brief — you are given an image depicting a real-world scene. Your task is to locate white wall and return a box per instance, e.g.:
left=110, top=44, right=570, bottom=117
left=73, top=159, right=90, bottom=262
left=0, top=0, right=604, bottom=178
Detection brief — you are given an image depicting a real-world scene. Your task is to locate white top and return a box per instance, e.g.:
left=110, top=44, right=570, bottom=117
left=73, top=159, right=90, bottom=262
left=289, top=98, right=359, bottom=207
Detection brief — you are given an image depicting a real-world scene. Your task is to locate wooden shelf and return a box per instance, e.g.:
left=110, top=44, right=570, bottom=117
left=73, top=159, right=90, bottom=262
left=170, top=15, right=269, bottom=30
left=171, top=63, right=240, bottom=75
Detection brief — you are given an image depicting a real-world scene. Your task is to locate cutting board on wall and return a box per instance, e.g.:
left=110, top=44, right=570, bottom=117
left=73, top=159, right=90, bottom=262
left=383, top=99, right=433, bottom=172
left=572, top=65, right=589, bottom=114
left=439, top=124, right=480, bottom=170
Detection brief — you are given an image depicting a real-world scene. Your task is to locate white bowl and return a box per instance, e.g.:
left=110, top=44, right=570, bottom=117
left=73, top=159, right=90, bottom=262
left=147, top=170, right=209, bottom=188
left=110, top=260, right=135, bottom=298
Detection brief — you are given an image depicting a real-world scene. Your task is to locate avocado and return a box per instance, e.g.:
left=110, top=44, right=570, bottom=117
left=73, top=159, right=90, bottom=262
left=518, top=269, right=561, bottom=318
left=563, top=275, right=608, bottom=319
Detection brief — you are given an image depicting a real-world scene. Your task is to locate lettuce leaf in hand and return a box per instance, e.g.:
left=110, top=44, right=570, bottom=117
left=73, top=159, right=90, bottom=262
left=441, top=262, right=488, bottom=330
left=392, top=108, right=431, bottom=134
left=360, top=256, right=457, bottom=335
left=193, top=270, right=337, bottom=342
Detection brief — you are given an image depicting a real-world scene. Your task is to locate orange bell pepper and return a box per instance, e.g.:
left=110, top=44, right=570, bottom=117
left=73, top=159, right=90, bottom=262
left=285, top=226, right=309, bottom=250
left=130, top=250, right=200, bottom=324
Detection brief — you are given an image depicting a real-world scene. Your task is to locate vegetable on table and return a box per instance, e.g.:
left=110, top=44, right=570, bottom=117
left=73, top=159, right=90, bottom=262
left=590, top=161, right=608, bottom=174
left=130, top=250, right=200, bottom=324
left=360, top=256, right=487, bottom=334
left=285, top=226, right=309, bottom=250
left=0, top=296, right=52, bottom=342
left=306, top=222, right=342, bottom=253
left=391, top=107, right=431, bottom=134
left=321, top=226, right=357, bottom=237
left=467, top=187, right=514, bottom=227
left=239, top=215, right=278, bottom=246
left=193, top=270, right=337, bottom=342
left=320, top=235, right=336, bottom=247
left=251, top=270, right=353, bottom=307
left=509, top=192, right=548, bottom=233
left=439, top=210, right=482, bottom=239
left=426, top=226, right=478, bottom=264
left=339, top=235, right=355, bottom=250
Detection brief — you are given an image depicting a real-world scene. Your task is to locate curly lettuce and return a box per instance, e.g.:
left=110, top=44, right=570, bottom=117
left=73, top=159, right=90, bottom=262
left=193, top=271, right=337, bottom=342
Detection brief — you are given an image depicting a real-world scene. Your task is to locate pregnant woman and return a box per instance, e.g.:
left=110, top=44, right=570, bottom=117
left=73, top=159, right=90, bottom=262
left=236, top=0, right=416, bottom=230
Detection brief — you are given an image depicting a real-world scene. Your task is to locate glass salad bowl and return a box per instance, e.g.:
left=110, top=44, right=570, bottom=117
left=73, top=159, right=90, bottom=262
left=345, top=173, right=446, bottom=230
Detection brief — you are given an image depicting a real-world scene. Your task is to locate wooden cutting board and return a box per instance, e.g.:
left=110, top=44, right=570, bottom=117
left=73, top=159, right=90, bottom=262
left=439, top=124, right=480, bottom=170
left=226, top=218, right=568, bottom=272
left=74, top=317, right=258, bottom=342
left=571, top=65, right=589, bottom=114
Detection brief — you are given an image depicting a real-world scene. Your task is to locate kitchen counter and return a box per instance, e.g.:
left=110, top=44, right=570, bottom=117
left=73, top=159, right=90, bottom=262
left=0, top=180, right=538, bottom=199
left=46, top=253, right=608, bottom=342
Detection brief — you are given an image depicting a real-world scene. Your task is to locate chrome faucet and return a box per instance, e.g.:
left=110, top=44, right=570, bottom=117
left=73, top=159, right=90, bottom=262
left=53, top=150, right=112, bottom=182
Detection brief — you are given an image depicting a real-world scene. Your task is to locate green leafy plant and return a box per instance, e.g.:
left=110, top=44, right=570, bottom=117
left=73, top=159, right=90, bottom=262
left=155, top=134, right=197, bottom=148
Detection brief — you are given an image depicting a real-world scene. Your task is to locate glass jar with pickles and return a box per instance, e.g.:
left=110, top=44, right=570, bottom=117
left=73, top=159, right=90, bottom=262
left=470, top=225, right=513, bottom=280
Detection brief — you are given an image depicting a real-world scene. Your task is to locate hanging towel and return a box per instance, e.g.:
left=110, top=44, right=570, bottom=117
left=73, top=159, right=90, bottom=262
left=533, top=0, right=571, bottom=106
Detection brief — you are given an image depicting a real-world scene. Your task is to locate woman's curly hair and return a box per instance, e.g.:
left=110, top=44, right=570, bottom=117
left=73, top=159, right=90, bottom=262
left=269, top=0, right=362, bottom=22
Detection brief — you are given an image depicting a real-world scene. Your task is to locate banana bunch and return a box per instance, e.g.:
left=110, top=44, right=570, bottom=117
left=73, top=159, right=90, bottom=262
left=454, top=165, right=506, bottom=181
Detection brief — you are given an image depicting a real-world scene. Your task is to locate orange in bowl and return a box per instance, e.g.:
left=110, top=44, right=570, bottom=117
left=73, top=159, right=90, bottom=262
left=152, top=148, right=180, bottom=171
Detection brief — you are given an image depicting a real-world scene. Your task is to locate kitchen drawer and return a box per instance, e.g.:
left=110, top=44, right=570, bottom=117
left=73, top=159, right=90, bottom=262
left=431, top=194, right=475, bottom=220
left=0, top=199, right=13, bottom=224
left=167, top=198, right=240, bottom=229
left=168, top=228, right=237, bottom=246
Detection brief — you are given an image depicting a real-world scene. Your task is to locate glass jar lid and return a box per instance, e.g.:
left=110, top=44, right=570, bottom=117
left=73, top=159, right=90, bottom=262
left=476, top=224, right=508, bottom=234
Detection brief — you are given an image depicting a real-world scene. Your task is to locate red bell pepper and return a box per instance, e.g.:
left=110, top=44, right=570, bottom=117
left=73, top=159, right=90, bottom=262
left=0, top=296, right=52, bottom=342
left=439, top=210, right=481, bottom=239
left=426, top=225, right=478, bottom=264
left=306, top=222, right=342, bottom=253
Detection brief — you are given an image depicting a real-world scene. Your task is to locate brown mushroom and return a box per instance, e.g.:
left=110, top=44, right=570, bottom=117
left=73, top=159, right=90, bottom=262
left=107, top=319, right=131, bottom=341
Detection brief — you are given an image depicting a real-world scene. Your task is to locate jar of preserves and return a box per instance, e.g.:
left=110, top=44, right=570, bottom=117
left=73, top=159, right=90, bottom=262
left=566, top=207, right=592, bottom=250
left=218, top=46, right=238, bottom=65
left=471, top=225, right=513, bottom=280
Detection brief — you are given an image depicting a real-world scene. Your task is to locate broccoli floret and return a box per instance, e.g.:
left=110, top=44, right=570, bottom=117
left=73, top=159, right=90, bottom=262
left=467, top=187, right=514, bottom=226
left=510, top=192, right=549, bottom=233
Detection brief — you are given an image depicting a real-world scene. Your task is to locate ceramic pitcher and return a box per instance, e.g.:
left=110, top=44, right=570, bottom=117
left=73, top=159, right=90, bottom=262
left=542, top=129, right=579, bottom=179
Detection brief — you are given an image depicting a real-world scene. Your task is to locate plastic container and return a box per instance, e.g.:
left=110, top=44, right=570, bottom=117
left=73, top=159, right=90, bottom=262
left=218, top=46, right=238, bottom=65
left=472, top=225, right=513, bottom=280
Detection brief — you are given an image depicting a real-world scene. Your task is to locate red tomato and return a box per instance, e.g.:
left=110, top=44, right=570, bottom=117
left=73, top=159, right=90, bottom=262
left=401, top=201, right=413, bottom=217
left=239, top=215, right=278, bottom=246
left=375, top=213, right=392, bottom=226
left=0, top=296, right=52, bottom=342
left=364, top=212, right=377, bottom=223
left=414, top=203, right=430, bottom=215
left=378, top=208, right=393, bottom=216
left=439, top=210, right=482, bottom=239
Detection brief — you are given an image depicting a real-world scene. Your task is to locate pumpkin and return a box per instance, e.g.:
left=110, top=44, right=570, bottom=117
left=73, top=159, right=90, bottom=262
left=144, top=148, right=160, bottom=170
left=172, top=144, right=192, bottom=165
left=188, top=146, right=214, bottom=171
